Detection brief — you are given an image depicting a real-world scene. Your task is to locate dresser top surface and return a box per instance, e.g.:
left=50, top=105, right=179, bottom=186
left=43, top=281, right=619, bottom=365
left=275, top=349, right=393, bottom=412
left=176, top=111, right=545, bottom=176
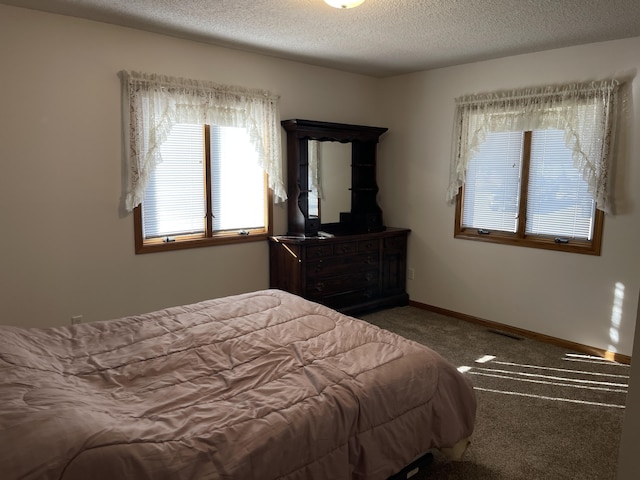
left=270, top=227, right=410, bottom=245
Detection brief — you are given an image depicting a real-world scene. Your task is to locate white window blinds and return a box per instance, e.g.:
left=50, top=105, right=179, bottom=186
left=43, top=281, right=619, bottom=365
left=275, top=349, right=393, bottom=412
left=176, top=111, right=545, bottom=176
left=462, top=129, right=597, bottom=240
left=209, top=126, right=265, bottom=231
left=526, top=129, right=595, bottom=240
left=143, top=124, right=205, bottom=239
left=141, top=124, right=266, bottom=240
left=462, top=131, right=523, bottom=233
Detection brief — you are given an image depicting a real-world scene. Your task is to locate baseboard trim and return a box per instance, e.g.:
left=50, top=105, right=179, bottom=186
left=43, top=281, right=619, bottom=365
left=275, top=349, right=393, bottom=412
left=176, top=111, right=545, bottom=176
left=409, top=300, right=631, bottom=365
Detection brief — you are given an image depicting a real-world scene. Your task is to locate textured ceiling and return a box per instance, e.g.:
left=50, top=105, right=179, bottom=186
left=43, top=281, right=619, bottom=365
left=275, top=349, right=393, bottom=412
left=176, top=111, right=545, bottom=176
left=3, top=0, right=640, bottom=77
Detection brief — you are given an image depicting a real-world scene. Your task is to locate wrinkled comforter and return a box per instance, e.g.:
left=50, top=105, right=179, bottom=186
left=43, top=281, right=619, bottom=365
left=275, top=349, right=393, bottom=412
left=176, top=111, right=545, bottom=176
left=0, top=289, right=475, bottom=480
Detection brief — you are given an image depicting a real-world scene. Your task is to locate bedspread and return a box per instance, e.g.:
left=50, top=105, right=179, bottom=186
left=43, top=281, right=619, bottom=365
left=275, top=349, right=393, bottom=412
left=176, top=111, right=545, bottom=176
left=0, top=289, right=475, bottom=479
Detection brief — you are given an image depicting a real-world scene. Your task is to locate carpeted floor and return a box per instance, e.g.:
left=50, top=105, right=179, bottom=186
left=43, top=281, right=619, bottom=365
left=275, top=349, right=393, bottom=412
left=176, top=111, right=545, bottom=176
left=359, top=306, right=628, bottom=480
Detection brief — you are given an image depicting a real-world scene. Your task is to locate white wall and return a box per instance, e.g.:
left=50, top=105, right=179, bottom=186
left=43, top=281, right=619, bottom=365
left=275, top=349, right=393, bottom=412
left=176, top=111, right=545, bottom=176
left=617, top=292, right=640, bottom=479
left=378, top=39, right=640, bottom=357
left=0, top=5, right=381, bottom=327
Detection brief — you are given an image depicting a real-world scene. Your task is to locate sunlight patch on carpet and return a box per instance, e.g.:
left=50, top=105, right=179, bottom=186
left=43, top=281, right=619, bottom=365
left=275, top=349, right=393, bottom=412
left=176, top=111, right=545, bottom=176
left=475, top=387, right=626, bottom=409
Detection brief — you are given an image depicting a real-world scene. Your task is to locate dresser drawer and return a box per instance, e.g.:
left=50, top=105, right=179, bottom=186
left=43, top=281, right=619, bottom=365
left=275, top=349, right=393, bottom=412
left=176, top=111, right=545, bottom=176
left=384, top=234, right=407, bottom=250
left=306, top=244, right=334, bottom=259
left=358, top=239, right=379, bottom=253
left=307, top=253, right=379, bottom=278
left=307, top=241, right=366, bottom=259
left=320, top=288, right=380, bottom=310
left=333, top=241, right=359, bottom=256
left=305, top=270, right=378, bottom=298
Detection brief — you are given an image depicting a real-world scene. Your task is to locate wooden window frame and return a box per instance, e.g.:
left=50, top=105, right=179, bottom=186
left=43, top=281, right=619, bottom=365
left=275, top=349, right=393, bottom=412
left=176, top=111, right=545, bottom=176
left=134, top=125, right=273, bottom=254
left=454, top=131, right=604, bottom=256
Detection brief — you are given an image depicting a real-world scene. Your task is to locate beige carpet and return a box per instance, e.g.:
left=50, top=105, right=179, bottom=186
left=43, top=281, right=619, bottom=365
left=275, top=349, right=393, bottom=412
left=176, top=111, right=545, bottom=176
left=359, top=306, right=627, bottom=480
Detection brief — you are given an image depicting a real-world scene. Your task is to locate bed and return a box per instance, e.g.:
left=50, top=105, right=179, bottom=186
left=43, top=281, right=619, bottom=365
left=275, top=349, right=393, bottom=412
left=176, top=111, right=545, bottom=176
left=0, top=289, right=476, bottom=479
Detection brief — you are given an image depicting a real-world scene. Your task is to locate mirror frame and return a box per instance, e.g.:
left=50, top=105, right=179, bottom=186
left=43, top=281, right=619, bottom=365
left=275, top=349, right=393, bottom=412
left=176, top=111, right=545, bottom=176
left=281, top=119, right=388, bottom=237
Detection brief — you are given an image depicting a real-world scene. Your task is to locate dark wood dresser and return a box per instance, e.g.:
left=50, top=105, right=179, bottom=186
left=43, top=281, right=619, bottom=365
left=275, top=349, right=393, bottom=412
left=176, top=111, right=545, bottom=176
left=269, top=228, right=409, bottom=314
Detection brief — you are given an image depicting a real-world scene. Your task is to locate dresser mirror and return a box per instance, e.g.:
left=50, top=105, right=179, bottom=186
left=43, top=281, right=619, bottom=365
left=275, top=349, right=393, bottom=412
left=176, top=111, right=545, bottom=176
left=281, top=119, right=388, bottom=237
left=308, top=140, right=351, bottom=224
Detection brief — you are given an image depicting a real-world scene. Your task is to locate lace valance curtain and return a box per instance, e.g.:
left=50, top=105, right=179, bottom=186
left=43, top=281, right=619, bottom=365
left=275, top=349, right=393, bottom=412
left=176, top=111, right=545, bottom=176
left=119, top=70, right=286, bottom=212
left=447, top=79, right=619, bottom=214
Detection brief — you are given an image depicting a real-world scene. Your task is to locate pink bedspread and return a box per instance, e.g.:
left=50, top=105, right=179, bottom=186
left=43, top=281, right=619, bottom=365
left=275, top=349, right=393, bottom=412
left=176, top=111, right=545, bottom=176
left=0, top=289, right=475, bottom=479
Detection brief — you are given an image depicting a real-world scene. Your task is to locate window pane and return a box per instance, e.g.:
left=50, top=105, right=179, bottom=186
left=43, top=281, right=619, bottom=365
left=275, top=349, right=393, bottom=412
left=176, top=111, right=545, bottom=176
left=210, top=126, right=266, bottom=231
left=142, top=124, right=205, bottom=238
left=462, top=131, right=523, bottom=232
left=526, top=130, right=595, bottom=240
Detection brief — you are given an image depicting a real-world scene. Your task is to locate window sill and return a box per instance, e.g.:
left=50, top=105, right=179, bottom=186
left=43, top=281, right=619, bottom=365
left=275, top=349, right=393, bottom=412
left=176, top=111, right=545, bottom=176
left=135, top=231, right=270, bottom=254
left=454, top=229, right=601, bottom=256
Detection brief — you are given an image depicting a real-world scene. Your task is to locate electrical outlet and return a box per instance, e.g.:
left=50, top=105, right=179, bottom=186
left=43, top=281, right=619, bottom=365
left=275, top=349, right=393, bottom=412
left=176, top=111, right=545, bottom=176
left=407, top=268, right=415, bottom=280
left=71, top=315, right=83, bottom=325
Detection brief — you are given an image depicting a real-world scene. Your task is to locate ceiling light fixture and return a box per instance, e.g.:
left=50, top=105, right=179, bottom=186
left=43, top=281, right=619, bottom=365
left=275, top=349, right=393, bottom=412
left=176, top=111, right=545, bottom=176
left=324, top=0, right=365, bottom=9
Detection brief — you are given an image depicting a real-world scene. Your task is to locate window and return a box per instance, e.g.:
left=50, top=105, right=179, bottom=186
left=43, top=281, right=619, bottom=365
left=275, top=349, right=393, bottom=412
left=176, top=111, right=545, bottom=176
left=119, top=70, right=286, bottom=254
left=455, top=129, right=604, bottom=254
left=448, top=80, right=619, bottom=255
left=134, top=124, right=270, bottom=253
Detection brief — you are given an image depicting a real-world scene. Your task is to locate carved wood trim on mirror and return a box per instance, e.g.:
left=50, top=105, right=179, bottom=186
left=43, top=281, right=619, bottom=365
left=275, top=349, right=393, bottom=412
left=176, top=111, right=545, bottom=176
left=281, top=119, right=388, bottom=237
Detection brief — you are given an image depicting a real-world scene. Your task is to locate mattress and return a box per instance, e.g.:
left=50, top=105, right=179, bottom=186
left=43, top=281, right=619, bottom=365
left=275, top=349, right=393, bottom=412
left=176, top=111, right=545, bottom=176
left=0, top=289, right=476, bottom=479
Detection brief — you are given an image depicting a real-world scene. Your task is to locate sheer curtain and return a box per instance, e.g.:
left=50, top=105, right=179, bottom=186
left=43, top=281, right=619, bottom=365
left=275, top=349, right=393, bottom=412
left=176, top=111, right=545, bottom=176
left=119, top=70, right=286, bottom=212
left=447, top=79, right=619, bottom=214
